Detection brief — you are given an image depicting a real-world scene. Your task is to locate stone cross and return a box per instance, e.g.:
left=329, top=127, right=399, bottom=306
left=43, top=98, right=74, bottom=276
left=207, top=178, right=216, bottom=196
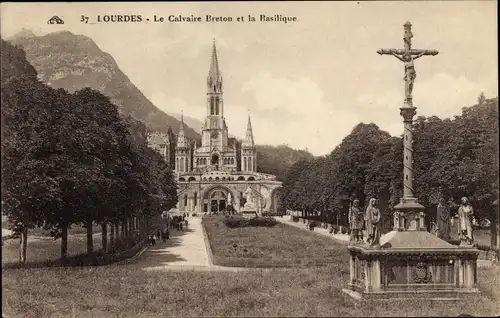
left=378, top=22, right=439, bottom=231
left=377, top=21, right=439, bottom=106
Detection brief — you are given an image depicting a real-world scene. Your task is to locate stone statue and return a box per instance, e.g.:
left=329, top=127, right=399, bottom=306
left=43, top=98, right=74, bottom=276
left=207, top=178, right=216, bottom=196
left=364, top=198, right=381, bottom=247
left=390, top=51, right=428, bottom=104
left=436, top=196, right=451, bottom=242
left=244, top=187, right=254, bottom=209
left=227, top=193, right=233, bottom=206
left=348, top=199, right=363, bottom=243
left=456, top=197, right=474, bottom=246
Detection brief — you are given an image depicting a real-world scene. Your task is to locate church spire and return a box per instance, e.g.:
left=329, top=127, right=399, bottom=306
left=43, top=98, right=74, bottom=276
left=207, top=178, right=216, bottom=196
left=176, top=111, right=188, bottom=148
left=207, top=38, right=222, bottom=93
left=242, top=113, right=255, bottom=148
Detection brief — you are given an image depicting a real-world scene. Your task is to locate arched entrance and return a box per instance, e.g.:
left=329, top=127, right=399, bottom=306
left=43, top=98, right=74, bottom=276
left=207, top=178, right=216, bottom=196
left=210, top=190, right=226, bottom=213
left=203, top=186, right=237, bottom=214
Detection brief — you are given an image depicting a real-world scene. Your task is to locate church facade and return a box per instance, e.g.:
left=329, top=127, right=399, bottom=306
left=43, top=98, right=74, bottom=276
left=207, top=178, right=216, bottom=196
left=147, top=41, right=282, bottom=214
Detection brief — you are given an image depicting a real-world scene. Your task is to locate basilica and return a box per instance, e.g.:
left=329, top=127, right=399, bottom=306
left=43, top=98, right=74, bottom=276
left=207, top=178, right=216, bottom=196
left=147, top=40, right=282, bottom=214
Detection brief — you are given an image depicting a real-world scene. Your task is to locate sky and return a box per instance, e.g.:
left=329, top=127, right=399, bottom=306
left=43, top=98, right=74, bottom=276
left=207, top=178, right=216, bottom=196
left=1, top=1, right=498, bottom=156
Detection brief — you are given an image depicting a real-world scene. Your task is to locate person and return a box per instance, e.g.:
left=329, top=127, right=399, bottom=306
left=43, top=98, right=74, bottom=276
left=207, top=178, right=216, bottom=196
left=179, top=222, right=183, bottom=231
left=185, top=219, right=188, bottom=227
left=364, top=198, right=381, bottom=247
left=456, top=197, right=474, bottom=245
left=436, top=196, right=451, bottom=242
left=156, top=229, right=161, bottom=239
left=152, top=234, right=156, bottom=246
left=348, top=199, right=363, bottom=243
left=165, top=228, right=170, bottom=240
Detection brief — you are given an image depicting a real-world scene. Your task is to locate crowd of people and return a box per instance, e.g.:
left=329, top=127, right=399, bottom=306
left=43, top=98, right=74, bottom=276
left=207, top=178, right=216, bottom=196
left=148, top=213, right=190, bottom=246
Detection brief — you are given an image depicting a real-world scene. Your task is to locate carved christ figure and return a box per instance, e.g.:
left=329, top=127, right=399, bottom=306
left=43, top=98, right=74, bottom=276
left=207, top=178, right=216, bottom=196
left=390, top=51, right=427, bottom=103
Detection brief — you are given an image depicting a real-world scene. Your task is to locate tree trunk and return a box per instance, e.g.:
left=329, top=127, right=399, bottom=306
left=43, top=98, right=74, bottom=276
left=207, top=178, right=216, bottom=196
left=115, top=223, right=120, bottom=242
left=86, top=216, right=94, bottom=255
left=101, top=223, right=108, bottom=253
left=110, top=223, right=115, bottom=250
left=121, top=222, right=125, bottom=240
left=61, top=224, right=68, bottom=263
left=18, top=227, right=28, bottom=264
left=124, top=219, right=129, bottom=239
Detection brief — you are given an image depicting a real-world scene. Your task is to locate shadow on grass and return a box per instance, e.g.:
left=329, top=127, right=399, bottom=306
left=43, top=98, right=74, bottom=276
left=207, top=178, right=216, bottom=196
left=2, top=238, right=147, bottom=269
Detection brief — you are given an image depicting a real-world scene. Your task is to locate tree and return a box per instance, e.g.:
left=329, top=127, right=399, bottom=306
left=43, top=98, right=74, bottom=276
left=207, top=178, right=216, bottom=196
left=1, top=40, right=63, bottom=263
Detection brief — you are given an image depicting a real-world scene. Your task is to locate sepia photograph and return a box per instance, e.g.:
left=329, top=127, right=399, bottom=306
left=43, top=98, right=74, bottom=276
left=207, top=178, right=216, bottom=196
left=1, top=1, right=498, bottom=317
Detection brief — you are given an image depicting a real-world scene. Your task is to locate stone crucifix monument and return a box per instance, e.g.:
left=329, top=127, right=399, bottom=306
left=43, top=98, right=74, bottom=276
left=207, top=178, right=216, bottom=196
left=378, top=21, right=438, bottom=229
left=343, top=22, right=479, bottom=301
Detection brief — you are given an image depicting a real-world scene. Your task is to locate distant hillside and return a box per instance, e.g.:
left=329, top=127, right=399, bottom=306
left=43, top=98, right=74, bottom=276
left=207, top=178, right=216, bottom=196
left=8, top=29, right=200, bottom=140
left=257, top=144, right=314, bottom=181
left=169, top=113, right=204, bottom=134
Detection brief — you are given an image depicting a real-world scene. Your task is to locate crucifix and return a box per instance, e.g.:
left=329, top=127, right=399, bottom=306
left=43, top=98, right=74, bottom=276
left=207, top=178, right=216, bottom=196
left=377, top=21, right=439, bottom=106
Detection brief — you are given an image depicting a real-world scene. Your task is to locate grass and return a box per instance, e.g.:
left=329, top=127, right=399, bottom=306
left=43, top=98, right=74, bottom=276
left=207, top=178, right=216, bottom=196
left=2, top=232, right=103, bottom=266
left=203, top=216, right=348, bottom=268
left=2, top=265, right=500, bottom=317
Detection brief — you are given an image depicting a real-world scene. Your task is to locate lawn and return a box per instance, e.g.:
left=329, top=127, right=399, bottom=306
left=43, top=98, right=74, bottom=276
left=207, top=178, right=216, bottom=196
left=2, top=233, right=103, bottom=266
left=2, top=265, right=500, bottom=317
left=203, top=216, right=348, bottom=268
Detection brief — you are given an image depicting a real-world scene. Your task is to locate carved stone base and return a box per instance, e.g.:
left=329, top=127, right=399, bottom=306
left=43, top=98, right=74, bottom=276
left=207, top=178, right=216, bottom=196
left=394, top=197, right=426, bottom=231
left=346, top=235, right=480, bottom=301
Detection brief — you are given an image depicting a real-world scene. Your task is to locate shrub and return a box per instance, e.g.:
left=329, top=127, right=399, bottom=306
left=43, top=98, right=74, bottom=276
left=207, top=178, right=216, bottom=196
left=292, top=216, right=299, bottom=222
left=248, top=217, right=278, bottom=227
left=223, top=216, right=278, bottom=228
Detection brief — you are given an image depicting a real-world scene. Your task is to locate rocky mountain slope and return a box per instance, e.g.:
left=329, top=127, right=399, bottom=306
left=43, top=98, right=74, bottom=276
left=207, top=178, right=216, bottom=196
left=8, top=29, right=200, bottom=140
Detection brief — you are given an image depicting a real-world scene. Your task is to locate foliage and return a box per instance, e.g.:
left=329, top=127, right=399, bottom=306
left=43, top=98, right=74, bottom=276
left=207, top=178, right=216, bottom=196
left=1, top=39, right=178, bottom=263
left=281, top=97, right=499, bottom=230
left=257, top=144, right=314, bottom=181
left=223, top=216, right=278, bottom=228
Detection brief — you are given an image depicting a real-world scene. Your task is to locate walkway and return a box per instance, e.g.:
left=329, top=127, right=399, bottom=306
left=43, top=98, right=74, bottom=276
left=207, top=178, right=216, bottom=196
left=126, top=217, right=271, bottom=272
left=130, top=216, right=209, bottom=270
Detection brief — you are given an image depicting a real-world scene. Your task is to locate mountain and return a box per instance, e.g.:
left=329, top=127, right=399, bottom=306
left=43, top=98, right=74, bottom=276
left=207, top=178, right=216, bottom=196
left=7, top=30, right=313, bottom=178
left=169, top=113, right=204, bottom=134
left=7, top=30, right=200, bottom=140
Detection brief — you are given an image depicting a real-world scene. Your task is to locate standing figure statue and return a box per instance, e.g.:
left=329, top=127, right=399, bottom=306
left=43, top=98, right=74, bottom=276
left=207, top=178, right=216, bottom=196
left=364, top=198, right=381, bottom=247
left=348, top=199, right=364, bottom=243
left=244, top=187, right=254, bottom=209
left=390, top=51, right=428, bottom=104
left=456, top=197, right=474, bottom=246
left=436, top=196, right=451, bottom=242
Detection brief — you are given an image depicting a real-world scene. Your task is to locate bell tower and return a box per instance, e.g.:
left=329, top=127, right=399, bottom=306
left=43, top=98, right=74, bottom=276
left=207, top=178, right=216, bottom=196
left=201, top=39, right=229, bottom=154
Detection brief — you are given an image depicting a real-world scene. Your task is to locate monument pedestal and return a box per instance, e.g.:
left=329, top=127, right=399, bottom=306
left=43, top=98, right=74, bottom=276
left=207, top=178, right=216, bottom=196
left=343, top=202, right=480, bottom=301
left=240, top=207, right=258, bottom=219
